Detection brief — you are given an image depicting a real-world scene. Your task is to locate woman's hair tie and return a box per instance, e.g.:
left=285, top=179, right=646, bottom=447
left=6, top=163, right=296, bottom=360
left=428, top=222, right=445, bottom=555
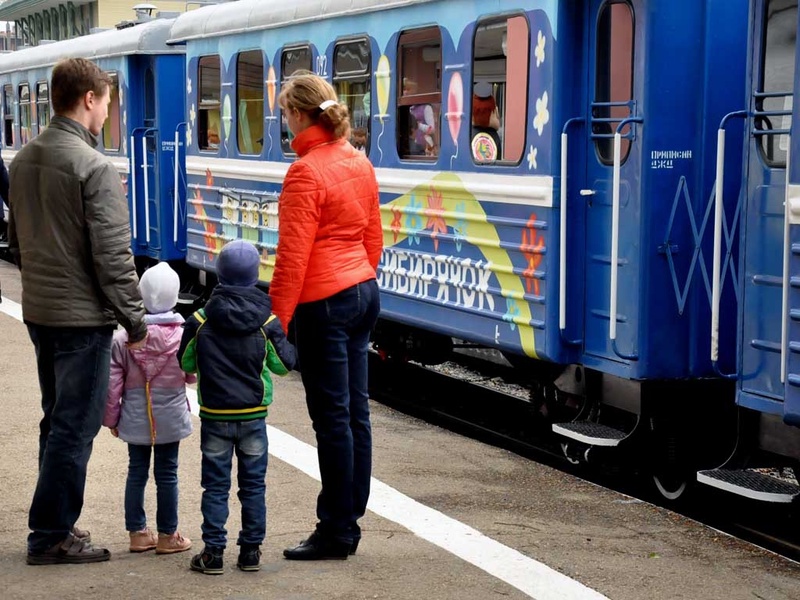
left=319, top=100, right=337, bottom=111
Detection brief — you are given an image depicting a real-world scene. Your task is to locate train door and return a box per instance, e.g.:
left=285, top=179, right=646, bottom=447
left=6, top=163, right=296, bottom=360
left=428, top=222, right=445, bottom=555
left=582, top=0, right=643, bottom=364
left=131, top=61, right=161, bottom=254
left=739, top=0, right=796, bottom=413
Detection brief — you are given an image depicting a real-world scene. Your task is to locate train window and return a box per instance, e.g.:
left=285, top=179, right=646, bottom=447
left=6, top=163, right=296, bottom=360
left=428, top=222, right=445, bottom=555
left=198, top=55, right=221, bottom=152
left=593, top=0, right=634, bottom=165
left=237, top=50, right=264, bottom=156
left=471, top=16, right=529, bottom=165
left=397, top=28, right=441, bottom=161
left=18, top=83, right=31, bottom=146
left=36, top=82, right=49, bottom=132
left=102, top=73, right=121, bottom=152
left=3, top=85, right=13, bottom=147
left=280, top=45, right=312, bottom=154
left=333, top=39, right=371, bottom=154
left=756, top=0, right=797, bottom=168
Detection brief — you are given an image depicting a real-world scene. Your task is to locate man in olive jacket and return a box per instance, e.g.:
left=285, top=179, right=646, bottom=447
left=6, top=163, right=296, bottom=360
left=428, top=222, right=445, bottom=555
left=8, top=58, right=147, bottom=565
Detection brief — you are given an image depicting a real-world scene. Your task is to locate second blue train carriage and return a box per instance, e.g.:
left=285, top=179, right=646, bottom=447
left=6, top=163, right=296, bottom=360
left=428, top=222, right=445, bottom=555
left=0, top=15, right=187, bottom=266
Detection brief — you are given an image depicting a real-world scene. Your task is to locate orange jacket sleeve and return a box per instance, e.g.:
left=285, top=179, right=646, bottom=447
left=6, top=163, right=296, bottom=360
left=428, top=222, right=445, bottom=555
left=270, top=161, right=323, bottom=331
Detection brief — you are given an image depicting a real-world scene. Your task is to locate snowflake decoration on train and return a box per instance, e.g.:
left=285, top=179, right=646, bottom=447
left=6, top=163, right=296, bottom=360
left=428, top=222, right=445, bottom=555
left=521, top=214, right=545, bottom=295
left=390, top=206, right=403, bottom=243
left=534, top=92, right=549, bottom=136
left=503, top=298, right=520, bottom=331
left=426, top=187, right=447, bottom=252
left=535, top=31, right=546, bottom=67
left=405, top=194, right=423, bottom=246
left=527, top=146, right=538, bottom=170
left=187, top=78, right=192, bottom=96
left=453, top=201, right=468, bottom=252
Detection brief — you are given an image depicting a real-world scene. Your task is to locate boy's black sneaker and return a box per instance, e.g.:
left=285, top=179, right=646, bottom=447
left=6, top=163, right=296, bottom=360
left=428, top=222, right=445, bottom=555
left=237, top=545, right=262, bottom=572
left=190, top=546, right=224, bottom=575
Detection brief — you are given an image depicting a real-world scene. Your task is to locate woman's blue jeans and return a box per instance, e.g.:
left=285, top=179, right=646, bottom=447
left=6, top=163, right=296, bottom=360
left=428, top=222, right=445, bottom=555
left=294, top=279, right=380, bottom=544
left=125, top=442, right=181, bottom=534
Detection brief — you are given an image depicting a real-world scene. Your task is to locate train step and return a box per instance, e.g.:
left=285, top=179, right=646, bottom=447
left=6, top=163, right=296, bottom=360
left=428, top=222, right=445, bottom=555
left=177, top=292, right=199, bottom=305
left=551, top=421, right=628, bottom=447
left=696, top=469, right=800, bottom=503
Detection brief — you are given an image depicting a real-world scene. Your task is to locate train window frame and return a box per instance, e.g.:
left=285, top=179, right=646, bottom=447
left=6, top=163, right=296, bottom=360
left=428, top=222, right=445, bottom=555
left=396, top=27, right=442, bottom=162
left=279, top=44, right=313, bottom=155
left=35, top=81, right=49, bottom=132
left=198, top=55, right=222, bottom=153
left=755, top=0, right=797, bottom=169
left=18, top=82, right=31, bottom=146
left=333, top=37, right=371, bottom=155
left=470, top=14, right=530, bottom=166
left=236, top=49, right=265, bottom=157
left=3, top=84, right=13, bottom=148
left=593, top=0, right=635, bottom=166
left=102, top=72, right=121, bottom=152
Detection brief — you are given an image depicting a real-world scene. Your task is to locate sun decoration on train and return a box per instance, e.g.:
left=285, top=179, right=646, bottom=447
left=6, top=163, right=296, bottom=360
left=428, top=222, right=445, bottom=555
left=425, top=187, right=447, bottom=252
left=521, top=215, right=545, bottom=296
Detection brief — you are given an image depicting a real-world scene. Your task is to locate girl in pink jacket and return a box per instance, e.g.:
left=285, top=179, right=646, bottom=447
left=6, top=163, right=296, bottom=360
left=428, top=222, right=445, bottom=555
left=103, top=262, right=193, bottom=555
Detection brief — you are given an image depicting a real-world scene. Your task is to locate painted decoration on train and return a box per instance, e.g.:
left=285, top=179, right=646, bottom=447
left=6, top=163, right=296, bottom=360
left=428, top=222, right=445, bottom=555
left=378, top=172, right=544, bottom=358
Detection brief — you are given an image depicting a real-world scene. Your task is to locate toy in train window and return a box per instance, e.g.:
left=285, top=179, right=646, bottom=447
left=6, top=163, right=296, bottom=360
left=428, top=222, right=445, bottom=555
left=471, top=15, right=529, bottom=165
left=593, top=0, right=634, bottom=166
left=755, top=0, right=796, bottom=168
left=18, top=83, right=31, bottom=146
left=280, top=45, right=312, bottom=154
left=333, top=38, right=371, bottom=155
left=3, top=85, right=13, bottom=148
left=198, top=55, right=222, bottom=152
left=36, top=81, right=50, bottom=133
left=396, top=28, right=441, bottom=161
left=237, top=50, right=264, bottom=156
left=102, top=73, right=121, bottom=151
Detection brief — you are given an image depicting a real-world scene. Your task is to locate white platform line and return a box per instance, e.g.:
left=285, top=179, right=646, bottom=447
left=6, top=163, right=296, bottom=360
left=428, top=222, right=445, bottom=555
left=1, top=296, right=608, bottom=600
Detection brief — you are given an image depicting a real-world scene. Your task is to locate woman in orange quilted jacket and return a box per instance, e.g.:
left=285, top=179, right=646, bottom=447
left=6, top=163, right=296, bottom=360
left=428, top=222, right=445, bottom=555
left=270, top=72, right=382, bottom=560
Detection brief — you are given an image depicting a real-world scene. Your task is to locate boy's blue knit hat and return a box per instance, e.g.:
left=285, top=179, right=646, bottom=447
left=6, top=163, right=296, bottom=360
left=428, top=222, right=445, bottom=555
left=217, top=240, right=260, bottom=287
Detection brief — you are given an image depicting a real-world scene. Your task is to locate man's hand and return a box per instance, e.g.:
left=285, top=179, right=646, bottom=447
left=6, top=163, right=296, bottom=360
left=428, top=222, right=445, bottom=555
left=110, top=428, right=119, bottom=438
left=126, top=332, right=148, bottom=350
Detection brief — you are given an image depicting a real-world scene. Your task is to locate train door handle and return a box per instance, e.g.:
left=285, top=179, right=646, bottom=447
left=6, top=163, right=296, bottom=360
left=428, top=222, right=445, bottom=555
left=579, top=189, right=596, bottom=196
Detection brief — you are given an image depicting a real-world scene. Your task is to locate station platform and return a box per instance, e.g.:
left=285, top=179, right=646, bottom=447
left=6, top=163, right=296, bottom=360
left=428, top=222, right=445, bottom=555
left=1, top=260, right=799, bottom=599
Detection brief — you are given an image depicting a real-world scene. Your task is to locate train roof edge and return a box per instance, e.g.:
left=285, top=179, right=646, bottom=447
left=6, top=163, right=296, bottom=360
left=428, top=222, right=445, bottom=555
left=167, top=0, right=434, bottom=44
left=0, top=18, right=181, bottom=75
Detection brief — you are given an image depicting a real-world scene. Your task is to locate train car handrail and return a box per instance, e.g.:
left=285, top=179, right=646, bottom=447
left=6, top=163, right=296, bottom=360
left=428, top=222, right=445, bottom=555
left=782, top=145, right=791, bottom=384
left=141, top=128, right=159, bottom=245
left=174, top=123, right=188, bottom=246
left=609, top=117, right=643, bottom=361
left=129, top=127, right=150, bottom=242
left=559, top=117, right=584, bottom=347
left=711, top=110, right=748, bottom=379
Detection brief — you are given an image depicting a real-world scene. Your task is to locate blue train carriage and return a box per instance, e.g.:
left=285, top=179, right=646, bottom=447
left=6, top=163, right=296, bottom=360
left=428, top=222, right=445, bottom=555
left=0, top=16, right=187, bottom=269
left=694, top=0, right=800, bottom=504
left=169, top=0, right=749, bottom=494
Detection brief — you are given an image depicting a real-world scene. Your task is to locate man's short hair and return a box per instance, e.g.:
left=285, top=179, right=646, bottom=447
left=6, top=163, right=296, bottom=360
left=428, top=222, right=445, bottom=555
left=51, top=58, right=112, bottom=115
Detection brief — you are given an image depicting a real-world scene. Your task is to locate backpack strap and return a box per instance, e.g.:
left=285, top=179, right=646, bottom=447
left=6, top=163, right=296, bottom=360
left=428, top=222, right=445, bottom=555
left=260, top=314, right=277, bottom=338
left=193, top=308, right=207, bottom=324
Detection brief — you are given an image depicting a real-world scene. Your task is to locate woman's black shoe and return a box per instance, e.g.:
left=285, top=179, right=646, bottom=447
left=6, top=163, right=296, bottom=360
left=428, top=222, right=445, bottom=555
left=283, top=532, right=350, bottom=560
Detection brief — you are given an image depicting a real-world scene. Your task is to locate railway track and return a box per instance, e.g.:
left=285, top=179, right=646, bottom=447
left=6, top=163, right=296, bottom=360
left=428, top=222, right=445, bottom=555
left=368, top=352, right=800, bottom=563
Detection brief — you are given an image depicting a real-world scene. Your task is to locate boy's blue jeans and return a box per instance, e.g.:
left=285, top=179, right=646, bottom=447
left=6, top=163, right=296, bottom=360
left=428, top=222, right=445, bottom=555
left=125, top=442, right=180, bottom=534
left=294, top=279, right=380, bottom=544
left=200, top=419, right=268, bottom=549
left=26, top=324, right=113, bottom=553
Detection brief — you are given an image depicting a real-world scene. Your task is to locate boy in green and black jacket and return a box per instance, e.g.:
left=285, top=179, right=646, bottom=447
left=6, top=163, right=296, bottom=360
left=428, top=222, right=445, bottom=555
left=178, top=240, right=295, bottom=575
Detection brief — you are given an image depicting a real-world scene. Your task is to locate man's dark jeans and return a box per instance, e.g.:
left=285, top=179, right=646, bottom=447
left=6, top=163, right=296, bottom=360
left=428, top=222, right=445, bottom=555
left=26, top=323, right=114, bottom=553
left=125, top=442, right=180, bottom=534
left=294, top=278, right=380, bottom=544
left=200, top=419, right=268, bottom=549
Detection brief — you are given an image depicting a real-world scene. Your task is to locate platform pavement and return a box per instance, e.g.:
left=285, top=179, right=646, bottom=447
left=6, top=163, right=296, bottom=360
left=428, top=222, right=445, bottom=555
left=1, top=260, right=799, bottom=599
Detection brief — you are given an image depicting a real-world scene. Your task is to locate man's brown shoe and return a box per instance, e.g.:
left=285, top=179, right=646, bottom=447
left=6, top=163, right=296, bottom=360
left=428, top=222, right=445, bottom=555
left=27, top=533, right=110, bottom=565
